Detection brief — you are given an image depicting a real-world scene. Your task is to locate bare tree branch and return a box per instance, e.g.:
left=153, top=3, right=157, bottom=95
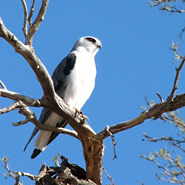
left=167, top=56, right=185, bottom=101
left=12, top=101, right=80, bottom=139
left=156, top=92, right=164, bottom=102
left=13, top=119, right=30, bottom=126
left=140, top=148, right=185, bottom=185
left=0, top=89, right=79, bottom=139
left=0, top=17, right=98, bottom=181
left=161, top=5, right=185, bottom=14
left=103, top=167, right=115, bottom=185
left=28, top=0, right=36, bottom=27
left=0, top=102, right=20, bottom=114
left=105, top=126, right=117, bottom=159
left=95, top=93, right=185, bottom=140
left=0, top=18, right=87, bottom=129
left=1, top=0, right=185, bottom=183
left=149, top=1, right=185, bottom=14
left=26, top=0, right=49, bottom=45
left=2, top=157, right=38, bottom=184
left=0, top=80, right=7, bottom=89
left=0, top=88, right=42, bottom=107
left=0, top=17, right=56, bottom=100
left=20, top=0, right=28, bottom=38
left=2, top=156, right=97, bottom=185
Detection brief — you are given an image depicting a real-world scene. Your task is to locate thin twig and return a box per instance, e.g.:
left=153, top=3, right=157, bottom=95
left=105, top=126, right=117, bottom=159
left=0, top=80, right=7, bottom=89
left=161, top=5, right=185, bottom=14
left=167, top=57, right=185, bottom=101
left=0, top=88, right=42, bottom=107
left=28, top=0, right=36, bottom=27
left=11, top=101, right=80, bottom=139
left=137, top=180, right=145, bottom=185
left=20, top=0, right=28, bottom=38
left=2, top=157, right=38, bottom=182
left=156, top=92, right=164, bottom=103
left=32, top=118, right=79, bottom=139
left=180, top=27, right=185, bottom=40
left=27, top=0, right=49, bottom=45
left=103, top=167, right=115, bottom=185
left=144, top=94, right=150, bottom=106
left=0, top=102, right=19, bottom=114
left=12, top=119, right=30, bottom=126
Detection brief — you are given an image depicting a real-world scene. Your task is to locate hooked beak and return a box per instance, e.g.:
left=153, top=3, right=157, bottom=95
left=96, top=43, right=102, bottom=49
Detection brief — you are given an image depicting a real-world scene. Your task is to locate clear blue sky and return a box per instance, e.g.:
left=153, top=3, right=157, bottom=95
left=0, top=0, right=185, bottom=185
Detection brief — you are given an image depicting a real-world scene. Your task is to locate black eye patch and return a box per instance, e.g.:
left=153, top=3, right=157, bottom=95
left=86, top=37, right=96, bottom=43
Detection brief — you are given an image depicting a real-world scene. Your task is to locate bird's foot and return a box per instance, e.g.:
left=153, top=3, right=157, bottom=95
left=74, top=108, right=88, bottom=120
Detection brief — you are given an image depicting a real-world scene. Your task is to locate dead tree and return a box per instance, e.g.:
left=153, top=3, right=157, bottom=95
left=1, top=0, right=185, bottom=184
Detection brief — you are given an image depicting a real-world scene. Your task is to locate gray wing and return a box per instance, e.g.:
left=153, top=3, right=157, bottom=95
left=24, top=53, right=76, bottom=152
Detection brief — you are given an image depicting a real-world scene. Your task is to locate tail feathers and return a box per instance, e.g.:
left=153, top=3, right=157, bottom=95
left=24, top=127, right=39, bottom=152
left=48, top=120, right=68, bottom=145
left=30, top=120, right=68, bottom=159
left=31, top=149, right=41, bottom=159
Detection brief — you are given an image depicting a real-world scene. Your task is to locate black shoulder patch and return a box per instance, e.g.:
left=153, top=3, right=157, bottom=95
left=63, top=53, right=76, bottom=76
left=54, top=79, right=65, bottom=93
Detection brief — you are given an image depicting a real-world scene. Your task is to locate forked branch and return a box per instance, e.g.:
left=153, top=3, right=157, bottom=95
left=26, top=0, right=49, bottom=45
left=28, top=0, right=36, bottom=27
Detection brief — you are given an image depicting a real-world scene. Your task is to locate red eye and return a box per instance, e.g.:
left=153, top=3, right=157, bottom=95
left=86, top=37, right=96, bottom=43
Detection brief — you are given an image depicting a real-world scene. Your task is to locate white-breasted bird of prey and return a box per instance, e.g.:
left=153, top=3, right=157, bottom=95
left=24, top=36, right=102, bottom=159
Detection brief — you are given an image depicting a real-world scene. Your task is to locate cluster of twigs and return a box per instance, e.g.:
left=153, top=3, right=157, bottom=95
left=149, top=0, right=185, bottom=13
left=2, top=156, right=97, bottom=185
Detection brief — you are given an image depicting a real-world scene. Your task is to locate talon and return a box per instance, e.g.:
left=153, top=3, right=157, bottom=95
left=82, top=114, right=88, bottom=120
left=75, top=108, right=82, bottom=115
left=74, top=108, right=88, bottom=120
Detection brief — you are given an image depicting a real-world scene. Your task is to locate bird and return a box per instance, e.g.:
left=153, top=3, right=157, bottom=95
left=24, top=36, right=102, bottom=159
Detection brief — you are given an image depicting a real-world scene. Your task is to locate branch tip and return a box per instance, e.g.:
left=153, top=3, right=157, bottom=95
left=167, top=56, right=185, bottom=101
left=0, top=80, right=7, bottom=89
left=105, top=126, right=117, bottom=159
left=21, top=0, right=28, bottom=38
left=103, top=167, right=115, bottom=185
left=28, top=0, right=36, bottom=27
left=156, top=92, right=164, bottom=103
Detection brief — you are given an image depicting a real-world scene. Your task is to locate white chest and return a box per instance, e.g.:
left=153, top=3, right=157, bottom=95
left=64, top=52, right=97, bottom=109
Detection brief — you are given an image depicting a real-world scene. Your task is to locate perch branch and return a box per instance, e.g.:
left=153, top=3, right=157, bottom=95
left=0, top=17, right=95, bottom=136
left=31, top=119, right=80, bottom=139
left=30, top=119, right=79, bottom=139
left=0, top=0, right=104, bottom=181
left=12, top=101, right=79, bottom=139
left=0, top=17, right=97, bottom=181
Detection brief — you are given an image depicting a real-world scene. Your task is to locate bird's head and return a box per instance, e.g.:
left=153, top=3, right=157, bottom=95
left=72, top=36, right=102, bottom=56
